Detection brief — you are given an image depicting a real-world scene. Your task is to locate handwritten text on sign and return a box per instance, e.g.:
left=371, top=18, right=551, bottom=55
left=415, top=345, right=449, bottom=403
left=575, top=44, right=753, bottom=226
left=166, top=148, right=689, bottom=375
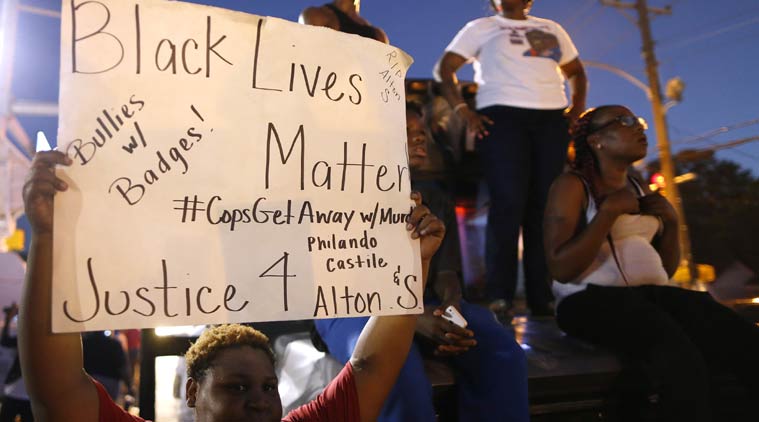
left=53, top=0, right=416, bottom=332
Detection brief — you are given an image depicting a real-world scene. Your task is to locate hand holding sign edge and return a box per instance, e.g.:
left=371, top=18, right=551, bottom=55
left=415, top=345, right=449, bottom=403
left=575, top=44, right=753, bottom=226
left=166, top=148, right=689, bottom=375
left=349, top=191, right=444, bottom=421
left=20, top=151, right=100, bottom=422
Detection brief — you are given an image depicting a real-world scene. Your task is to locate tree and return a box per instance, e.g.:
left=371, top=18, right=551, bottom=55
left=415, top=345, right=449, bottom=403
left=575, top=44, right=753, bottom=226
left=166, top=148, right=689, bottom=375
left=654, top=158, right=759, bottom=274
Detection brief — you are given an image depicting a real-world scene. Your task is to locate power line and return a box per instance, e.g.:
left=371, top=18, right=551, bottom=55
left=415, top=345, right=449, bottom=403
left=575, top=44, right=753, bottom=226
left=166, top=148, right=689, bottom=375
left=708, top=135, right=759, bottom=152
left=659, top=26, right=759, bottom=65
left=734, top=148, right=759, bottom=162
left=658, top=16, right=759, bottom=51
left=564, top=0, right=597, bottom=28
left=657, top=6, right=759, bottom=45
left=723, top=148, right=759, bottom=164
left=670, top=124, right=695, bottom=138
left=672, top=117, right=759, bottom=145
left=688, top=135, right=759, bottom=164
left=594, top=27, right=637, bottom=59
left=573, top=6, right=607, bottom=34
left=675, top=136, right=759, bottom=164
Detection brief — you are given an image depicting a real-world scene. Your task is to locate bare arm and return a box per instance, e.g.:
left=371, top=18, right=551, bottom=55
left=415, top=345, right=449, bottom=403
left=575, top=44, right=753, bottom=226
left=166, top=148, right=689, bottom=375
left=19, top=151, right=99, bottom=422
left=432, top=270, right=462, bottom=304
left=436, top=52, right=492, bottom=139
left=544, top=173, right=638, bottom=283
left=437, top=52, right=467, bottom=110
left=638, top=185, right=680, bottom=277
left=419, top=204, right=473, bottom=357
left=652, top=220, right=680, bottom=277
left=350, top=192, right=444, bottom=421
left=560, top=58, right=588, bottom=123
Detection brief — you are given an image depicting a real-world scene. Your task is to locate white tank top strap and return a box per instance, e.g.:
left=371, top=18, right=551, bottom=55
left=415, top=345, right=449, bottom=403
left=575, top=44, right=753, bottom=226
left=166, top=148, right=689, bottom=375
left=571, top=172, right=597, bottom=220
left=628, top=175, right=646, bottom=197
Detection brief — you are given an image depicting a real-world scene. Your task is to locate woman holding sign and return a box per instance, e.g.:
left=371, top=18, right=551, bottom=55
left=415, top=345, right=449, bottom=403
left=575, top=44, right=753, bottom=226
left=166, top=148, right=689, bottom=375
left=18, top=151, right=444, bottom=422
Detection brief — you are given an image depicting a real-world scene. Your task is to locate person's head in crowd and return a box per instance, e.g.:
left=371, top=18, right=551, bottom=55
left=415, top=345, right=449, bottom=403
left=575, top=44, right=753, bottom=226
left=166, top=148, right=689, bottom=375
left=184, top=324, right=281, bottom=422
left=570, top=105, right=649, bottom=201
left=490, top=0, right=533, bottom=15
left=406, top=101, right=428, bottom=170
left=299, top=0, right=388, bottom=43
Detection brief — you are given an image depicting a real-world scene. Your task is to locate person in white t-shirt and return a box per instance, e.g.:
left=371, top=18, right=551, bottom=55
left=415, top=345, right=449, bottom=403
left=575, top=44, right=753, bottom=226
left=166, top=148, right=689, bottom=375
left=437, top=0, right=587, bottom=318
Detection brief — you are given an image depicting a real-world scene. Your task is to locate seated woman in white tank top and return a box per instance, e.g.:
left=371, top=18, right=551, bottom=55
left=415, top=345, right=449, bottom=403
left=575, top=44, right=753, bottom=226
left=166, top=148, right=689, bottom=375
left=544, top=105, right=759, bottom=421
left=551, top=171, right=669, bottom=303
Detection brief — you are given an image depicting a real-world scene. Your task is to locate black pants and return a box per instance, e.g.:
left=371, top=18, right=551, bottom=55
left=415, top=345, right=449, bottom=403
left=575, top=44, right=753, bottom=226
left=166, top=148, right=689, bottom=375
left=477, top=105, right=568, bottom=310
left=557, top=284, right=759, bottom=421
left=0, top=397, right=33, bottom=422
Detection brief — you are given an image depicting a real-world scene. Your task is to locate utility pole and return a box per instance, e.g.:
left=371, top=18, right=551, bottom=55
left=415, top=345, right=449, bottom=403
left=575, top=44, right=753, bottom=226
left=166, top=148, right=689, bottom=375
left=600, top=0, right=697, bottom=284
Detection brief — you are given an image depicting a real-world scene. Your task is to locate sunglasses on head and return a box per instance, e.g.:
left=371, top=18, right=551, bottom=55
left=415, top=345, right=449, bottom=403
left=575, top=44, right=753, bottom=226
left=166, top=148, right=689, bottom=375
left=589, top=115, right=648, bottom=134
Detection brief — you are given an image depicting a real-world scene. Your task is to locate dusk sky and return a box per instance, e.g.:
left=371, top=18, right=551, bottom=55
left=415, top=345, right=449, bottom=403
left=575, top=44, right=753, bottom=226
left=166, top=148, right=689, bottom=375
left=9, top=0, right=759, bottom=174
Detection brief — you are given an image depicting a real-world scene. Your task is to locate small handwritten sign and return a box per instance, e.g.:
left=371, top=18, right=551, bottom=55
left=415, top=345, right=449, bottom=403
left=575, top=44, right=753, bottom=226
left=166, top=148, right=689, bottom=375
left=53, top=0, right=417, bottom=332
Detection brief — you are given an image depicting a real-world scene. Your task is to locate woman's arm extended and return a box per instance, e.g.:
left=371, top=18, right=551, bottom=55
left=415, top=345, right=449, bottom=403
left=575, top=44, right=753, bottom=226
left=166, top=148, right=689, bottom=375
left=349, top=192, right=444, bottom=421
left=436, top=52, right=493, bottom=139
left=19, top=151, right=99, bottom=422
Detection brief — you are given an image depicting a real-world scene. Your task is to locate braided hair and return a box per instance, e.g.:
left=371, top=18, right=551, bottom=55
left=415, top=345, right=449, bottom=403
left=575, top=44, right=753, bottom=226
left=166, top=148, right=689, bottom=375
left=570, top=105, right=619, bottom=206
left=571, top=105, right=636, bottom=285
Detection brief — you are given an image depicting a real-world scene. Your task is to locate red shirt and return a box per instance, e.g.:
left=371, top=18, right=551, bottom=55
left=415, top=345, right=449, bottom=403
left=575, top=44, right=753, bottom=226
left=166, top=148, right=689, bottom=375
left=95, top=381, right=143, bottom=421
left=122, top=329, right=141, bottom=351
left=96, top=363, right=359, bottom=422
left=282, top=363, right=359, bottom=421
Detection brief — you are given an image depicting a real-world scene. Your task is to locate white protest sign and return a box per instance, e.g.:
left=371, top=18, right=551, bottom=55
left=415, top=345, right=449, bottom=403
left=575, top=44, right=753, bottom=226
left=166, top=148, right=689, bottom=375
left=53, top=0, right=418, bottom=333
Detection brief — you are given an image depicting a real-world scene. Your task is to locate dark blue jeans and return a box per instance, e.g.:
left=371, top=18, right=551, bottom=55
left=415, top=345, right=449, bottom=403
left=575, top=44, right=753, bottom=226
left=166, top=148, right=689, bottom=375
left=315, top=300, right=529, bottom=422
left=477, top=105, right=569, bottom=310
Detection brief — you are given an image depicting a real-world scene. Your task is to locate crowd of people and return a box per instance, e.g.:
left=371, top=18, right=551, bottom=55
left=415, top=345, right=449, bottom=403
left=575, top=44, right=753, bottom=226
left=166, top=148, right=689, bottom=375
left=3, top=0, right=759, bottom=421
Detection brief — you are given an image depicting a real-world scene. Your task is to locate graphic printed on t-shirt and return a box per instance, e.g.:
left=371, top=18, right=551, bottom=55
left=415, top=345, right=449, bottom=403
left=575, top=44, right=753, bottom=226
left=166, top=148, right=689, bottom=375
left=500, top=24, right=562, bottom=62
left=523, top=29, right=561, bottom=62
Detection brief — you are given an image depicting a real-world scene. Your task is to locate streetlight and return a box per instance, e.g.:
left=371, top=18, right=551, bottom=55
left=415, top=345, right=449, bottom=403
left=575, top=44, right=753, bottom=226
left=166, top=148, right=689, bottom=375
left=584, top=61, right=684, bottom=112
left=664, top=76, right=685, bottom=111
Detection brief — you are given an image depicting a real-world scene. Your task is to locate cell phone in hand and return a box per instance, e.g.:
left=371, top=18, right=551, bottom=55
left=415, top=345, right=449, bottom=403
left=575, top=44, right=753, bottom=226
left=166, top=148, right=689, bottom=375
left=441, top=305, right=468, bottom=328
